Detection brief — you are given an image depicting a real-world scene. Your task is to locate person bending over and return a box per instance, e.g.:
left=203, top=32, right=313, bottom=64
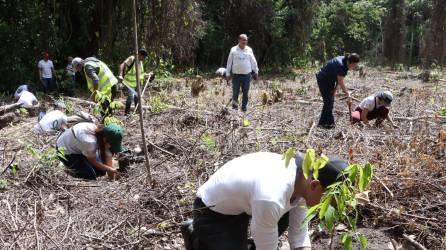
left=182, top=151, right=349, bottom=250
left=56, top=122, right=123, bottom=180
left=352, top=91, right=397, bottom=128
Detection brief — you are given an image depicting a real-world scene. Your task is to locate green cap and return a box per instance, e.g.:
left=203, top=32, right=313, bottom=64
left=103, top=124, right=124, bottom=153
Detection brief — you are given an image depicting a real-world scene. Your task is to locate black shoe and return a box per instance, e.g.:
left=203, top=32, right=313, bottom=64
left=247, top=238, right=256, bottom=250
left=318, top=124, right=335, bottom=129
left=241, top=107, right=247, bottom=112
left=181, top=219, right=195, bottom=250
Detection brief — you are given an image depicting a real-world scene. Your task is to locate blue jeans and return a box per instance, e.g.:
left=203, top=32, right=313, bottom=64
left=317, top=76, right=336, bottom=127
left=125, top=86, right=139, bottom=115
left=232, top=74, right=251, bottom=111
left=42, top=77, right=53, bottom=93
left=59, top=153, right=105, bottom=180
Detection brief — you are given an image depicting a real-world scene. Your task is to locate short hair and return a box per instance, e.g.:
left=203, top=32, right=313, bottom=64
left=345, top=53, right=360, bottom=64
left=295, top=152, right=349, bottom=188
left=239, top=34, right=248, bottom=40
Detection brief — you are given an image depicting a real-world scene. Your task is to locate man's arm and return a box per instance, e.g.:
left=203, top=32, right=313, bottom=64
left=84, top=65, right=99, bottom=91
left=336, top=75, right=351, bottom=105
left=251, top=201, right=282, bottom=250
left=386, top=113, right=398, bottom=128
left=38, top=62, right=43, bottom=80
left=51, top=61, right=55, bottom=77
left=288, top=203, right=312, bottom=250
left=226, top=50, right=234, bottom=79
left=250, top=51, right=259, bottom=75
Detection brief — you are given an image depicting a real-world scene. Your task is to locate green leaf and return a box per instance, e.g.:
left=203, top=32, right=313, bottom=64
left=282, top=148, right=296, bottom=168
left=358, top=165, right=365, bottom=192
left=342, top=233, right=353, bottom=250
left=303, top=149, right=315, bottom=179
left=347, top=164, right=358, bottom=184
left=11, top=164, right=17, bottom=176
left=361, top=162, right=373, bottom=190
left=358, top=233, right=368, bottom=249
left=324, top=205, right=336, bottom=231
left=243, top=119, right=251, bottom=127
left=319, top=195, right=332, bottom=220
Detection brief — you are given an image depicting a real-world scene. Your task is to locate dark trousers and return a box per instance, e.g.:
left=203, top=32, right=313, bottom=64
left=125, top=86, right=139, bottom=115
left=101, top=85, right=117, bottom=118
left=42, top=78, right=53, bottom=93
left=232, top=74, right=251, bottom=111
left=317, top=77, right=336, bottom=127
left=352, top=107, right=389, bottom=123
left=58, top=153, right=105, bottom=180
left=192, top=197, right=289, bottom=250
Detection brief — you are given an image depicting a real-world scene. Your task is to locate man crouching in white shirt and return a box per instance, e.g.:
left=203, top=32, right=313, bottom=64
left=181, top=151, right=349, bottom=250
left=226, top=34, right=259, bottom=112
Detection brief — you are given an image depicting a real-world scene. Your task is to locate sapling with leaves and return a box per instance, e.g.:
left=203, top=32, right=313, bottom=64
left=297, top=149, right=374, bottom=250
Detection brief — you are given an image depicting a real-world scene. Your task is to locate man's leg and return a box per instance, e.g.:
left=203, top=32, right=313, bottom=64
left=232, top=76, right=241, bottom=109
left=241, top=74, right=251, bottom=112
left=42, top=78, right=49, bottom=93
left=317, top=79, right=335, bottom=128
left=193, top=198, right=249, bottom=250
left=59, top=154, right=99, bottom=180
left=125, top=86, right=136, bottom=115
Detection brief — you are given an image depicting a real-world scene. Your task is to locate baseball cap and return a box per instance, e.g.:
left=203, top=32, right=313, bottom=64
left=295, top=151, right=349, bottom=188
left=138, top=48, right=148, bottom=57
left=103, top=124, right=124, bottom=153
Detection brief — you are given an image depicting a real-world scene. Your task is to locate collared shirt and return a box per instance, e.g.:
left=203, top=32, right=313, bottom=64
left=196, top=152, right=311, bottom=250
left=226, top=45, right=259, bottom=77
left=317, top=56, right=349, bottom=83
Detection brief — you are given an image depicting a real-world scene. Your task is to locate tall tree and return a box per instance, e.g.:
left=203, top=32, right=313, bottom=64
left=421, top=0, right=446, bottom=67
left=383, top=0, right=407, bottom=65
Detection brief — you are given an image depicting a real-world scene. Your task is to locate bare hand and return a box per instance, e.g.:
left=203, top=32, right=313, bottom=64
left=107, top=169, right=120, bottom=180
left=225, top=75, right=231, bottom=82
left=253, top=73, right=259, bottom=80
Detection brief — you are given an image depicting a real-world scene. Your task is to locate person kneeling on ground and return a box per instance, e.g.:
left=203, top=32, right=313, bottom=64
left=181, top=151, right=349, bottom=250
left=352, top=91, right=398, bottom=128
left=56, top=122, right=123, bottom=180
left=33, top=101, right=68, bottom=134
left=14, top=82, right=35, bottom=101
left=16, top=90, right=38, bottom=108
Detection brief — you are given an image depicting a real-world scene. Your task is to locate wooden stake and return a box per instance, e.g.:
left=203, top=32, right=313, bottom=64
left=132, top=0, right=151, bottom=183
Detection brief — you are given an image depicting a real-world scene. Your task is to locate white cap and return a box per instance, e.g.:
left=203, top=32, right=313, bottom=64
left=378, top=91, right=393, bottom=104
left=71, top=57, right=83, bottom=71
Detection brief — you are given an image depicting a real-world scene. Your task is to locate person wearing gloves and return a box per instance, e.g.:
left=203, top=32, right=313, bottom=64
left=225, top=34, right=259, bottom=112
left=316, top=53, right=360, bottom=129
left=181, top=151, right=349, bottom=250
left=352, top=91, right=398, bottom=128
left=71, top=57, right=118, bottom=116
left=56, top=123, right=123, bottom=180
left=118, top=48, right=148, bottom=116
left=33, top=101, right=68, bottom=134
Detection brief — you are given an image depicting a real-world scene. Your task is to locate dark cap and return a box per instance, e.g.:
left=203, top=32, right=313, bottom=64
left=138, top=48, right=148, bottom=57
left=295, top=152, right=349, bottom=188
left=103, top=124, right=124, bottom=153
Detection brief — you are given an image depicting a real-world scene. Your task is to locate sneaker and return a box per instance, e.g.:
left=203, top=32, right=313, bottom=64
left=180, top=219, right=195, bottom=250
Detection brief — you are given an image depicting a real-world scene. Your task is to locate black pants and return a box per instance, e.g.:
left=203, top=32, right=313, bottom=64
left=232, top=74, right=251, bottom=111
left=192, top=197, right=289, bottom=250
left=317, top=76, right=336, bottom=127
left=58, top=153, right=105, bottom=180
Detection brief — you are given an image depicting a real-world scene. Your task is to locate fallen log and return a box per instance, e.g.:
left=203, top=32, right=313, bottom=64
left=0, top=103, right=21, bottom=115
left=0, top=113, right=18, bottom=129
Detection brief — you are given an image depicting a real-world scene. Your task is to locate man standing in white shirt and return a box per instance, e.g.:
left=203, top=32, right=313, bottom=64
left=182, top=151, right=349, bottom=250
left=38, top=52, right=55, bottom=93
left=226, top=34, right=259, bottom=112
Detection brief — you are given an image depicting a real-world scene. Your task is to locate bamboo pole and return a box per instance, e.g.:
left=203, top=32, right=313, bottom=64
left=132, top=0, right=151, bottom=183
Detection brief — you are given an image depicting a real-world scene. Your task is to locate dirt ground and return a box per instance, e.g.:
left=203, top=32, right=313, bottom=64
left=0, top=68, right=445, bottom=249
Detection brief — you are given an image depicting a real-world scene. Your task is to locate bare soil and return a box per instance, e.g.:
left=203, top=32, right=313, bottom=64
left=0, top=68, right=445, bottom=249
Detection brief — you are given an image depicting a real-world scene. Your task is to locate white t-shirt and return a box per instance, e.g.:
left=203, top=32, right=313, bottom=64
left=14, top=85, right=29, bottom=98
left=38, top=59, right=54, bottom=78
left=33, top=110, right=68, bottom=134
left=226, top=45, right=259, bottom=76
left=57, top=122, right=98, bottom=157
left=197, top=152, right=310, bottom=250
left=17, top=91, right=38, bottom=108
left=358, top=95, right=384, bottom=111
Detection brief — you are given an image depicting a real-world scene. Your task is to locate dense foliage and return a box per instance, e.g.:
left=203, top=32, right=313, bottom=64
left=0, top=0, right=443, bottom=91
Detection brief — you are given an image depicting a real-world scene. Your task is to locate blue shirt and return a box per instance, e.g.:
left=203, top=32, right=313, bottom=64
left=317, top=56, right=349, bottom=83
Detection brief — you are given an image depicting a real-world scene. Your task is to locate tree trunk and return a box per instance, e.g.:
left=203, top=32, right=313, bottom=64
left=383, top=0, right=406, bottom=65
left=421, top=0, right=446, bottom=67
